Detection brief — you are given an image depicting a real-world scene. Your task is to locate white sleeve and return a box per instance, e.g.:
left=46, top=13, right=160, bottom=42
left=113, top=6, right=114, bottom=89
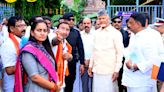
left=24, top=26, right=31, bottom=38
left=137, top=39, right=158, bottom=73
left=113, top=31, right=124, bottom=72
left=48, top=32, right=57, bottom=45
left=1, top=40, right=17, bottom=68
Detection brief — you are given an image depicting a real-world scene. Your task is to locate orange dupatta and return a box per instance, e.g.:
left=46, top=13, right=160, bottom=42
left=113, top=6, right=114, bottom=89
left=9, top=33, right=20, bottom=55
left=55, top=41, right=72, bottom=85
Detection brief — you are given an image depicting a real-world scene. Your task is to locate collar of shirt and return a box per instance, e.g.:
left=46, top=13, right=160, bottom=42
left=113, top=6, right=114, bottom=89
left=81, top=30, right=92, bottom=35
left=135, top=28, right=147, bottom=37
left=14, top=35, right=21, bottom=43
left=102, top=25, right=111, bottom=30
left=100, top=25, right=113, bottom=32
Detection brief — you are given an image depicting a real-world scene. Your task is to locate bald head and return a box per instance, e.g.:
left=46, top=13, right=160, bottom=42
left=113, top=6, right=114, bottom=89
left=83, top=17, right=92, bottom=33
left=83, top=18, right=91, bottom=23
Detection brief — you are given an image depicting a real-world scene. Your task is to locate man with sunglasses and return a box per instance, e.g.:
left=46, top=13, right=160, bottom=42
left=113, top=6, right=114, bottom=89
left=112, top=15, right=130, bottom=48
left=112, top=15, right=130, bottom=92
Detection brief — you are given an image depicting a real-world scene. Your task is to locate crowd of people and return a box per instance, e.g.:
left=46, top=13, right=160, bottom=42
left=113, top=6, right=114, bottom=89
left=0, top=9, right=164, bottom=92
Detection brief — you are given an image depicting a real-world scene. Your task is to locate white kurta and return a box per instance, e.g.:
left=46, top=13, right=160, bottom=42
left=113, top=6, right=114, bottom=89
left=1, top=35, right=21, bottom=92
left=89, top=25, right=124, bottom=92
left=89, top=25, right=124, bottom=75
left=122, top=29, right=160, bottom=92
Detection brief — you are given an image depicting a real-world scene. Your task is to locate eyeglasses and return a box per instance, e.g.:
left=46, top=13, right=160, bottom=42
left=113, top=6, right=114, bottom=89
left=113, top=21, right=121, bottom=23
left=15, top=24, right=27, bottom=28
left=68, top=18, right=75, bottom=21
left=155, top=25, right=163, bottom=28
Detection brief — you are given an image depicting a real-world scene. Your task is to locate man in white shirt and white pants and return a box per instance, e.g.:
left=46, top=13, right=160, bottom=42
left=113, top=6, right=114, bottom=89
left=122, top=13, right=158, bottom=92
left=88, top=9, right=124, bottom=92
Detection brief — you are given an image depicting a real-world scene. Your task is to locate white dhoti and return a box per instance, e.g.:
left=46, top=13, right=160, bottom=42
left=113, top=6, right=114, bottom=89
left=93, top=73, right=118, bottom=92
left=127, top=86, right=153, bottom=92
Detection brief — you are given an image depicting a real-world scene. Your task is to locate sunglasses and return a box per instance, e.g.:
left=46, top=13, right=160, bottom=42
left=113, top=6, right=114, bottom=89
left=113, top=21, right=121, bottom=23
left=68, top=18, right=75, bottom=21
left=155, top=25, right=162, bottom=28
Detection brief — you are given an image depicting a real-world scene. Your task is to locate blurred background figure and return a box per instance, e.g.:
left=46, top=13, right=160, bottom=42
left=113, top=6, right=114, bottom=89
left=112, top=15, right=129, bottom=48
left=43, top=16, right=56, bottom=33
left=58, top=17, right=65, bottom=24
left=0, top=18, right=9, bottom=46
left=76, top=19, right=84, bottom=31
left=154, top=18, right=164, bottom=34
left=0, top=18, right=9, bottom=91
left=153, top=17, right=164, bottom=92
left=93, top=20, right=100, bottom=30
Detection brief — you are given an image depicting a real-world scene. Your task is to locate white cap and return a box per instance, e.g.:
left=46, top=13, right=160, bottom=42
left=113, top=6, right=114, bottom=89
left=154, top=18, right=164, bottom=26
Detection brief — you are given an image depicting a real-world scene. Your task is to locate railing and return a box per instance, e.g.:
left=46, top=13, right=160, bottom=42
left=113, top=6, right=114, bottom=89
left=0, top=3, right=15, bottom=23
left=109, top=5, right=163, bottom=23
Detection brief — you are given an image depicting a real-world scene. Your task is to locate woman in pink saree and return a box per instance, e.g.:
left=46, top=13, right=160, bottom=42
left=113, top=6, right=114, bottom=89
left=15, top=20, right=60, bottom=92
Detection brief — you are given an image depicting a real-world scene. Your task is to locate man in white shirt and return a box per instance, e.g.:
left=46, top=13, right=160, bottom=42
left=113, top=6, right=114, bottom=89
left=0, top=16, right=27, bottom=92
left=80, top=17, right=94, bottom=92
left=88, top=9, right=124, bottom=92
left=122, top=13, right=158, bottom=92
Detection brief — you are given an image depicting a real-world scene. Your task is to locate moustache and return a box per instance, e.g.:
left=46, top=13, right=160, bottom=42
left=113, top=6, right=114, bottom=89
left=22, top=30, right=26, bottom=33
left=84, top=26, right=90, bottom=29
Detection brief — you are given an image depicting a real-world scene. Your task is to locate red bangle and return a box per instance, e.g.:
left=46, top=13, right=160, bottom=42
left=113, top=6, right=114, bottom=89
left=51, top=83, right=56, bottom=91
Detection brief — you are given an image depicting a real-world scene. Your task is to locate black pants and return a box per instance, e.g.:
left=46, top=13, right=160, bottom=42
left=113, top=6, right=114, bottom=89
left=118, top=57, right=127, bottom=92
left=64, top=61, right=77, bottom=92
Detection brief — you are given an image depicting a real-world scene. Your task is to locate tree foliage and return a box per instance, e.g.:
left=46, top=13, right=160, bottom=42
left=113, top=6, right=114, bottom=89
left=2, top=0, right=61, bottom=20
left=103, top=0, right=162, bottom=5
left=2, top=0, right=162, bottom=21
left=61, top=0, right=86, bottom=22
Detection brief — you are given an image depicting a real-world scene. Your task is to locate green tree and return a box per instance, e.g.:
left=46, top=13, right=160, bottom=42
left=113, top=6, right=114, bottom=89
left=103, top=0, right=162, bottom=5
left=2, top=0, right=61, bottom=20
left=61, top=0, right=86, bottom=21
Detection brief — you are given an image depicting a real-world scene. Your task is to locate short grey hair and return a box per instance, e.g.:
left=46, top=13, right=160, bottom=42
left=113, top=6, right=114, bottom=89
left=97, top=9, right=108, bottom=17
